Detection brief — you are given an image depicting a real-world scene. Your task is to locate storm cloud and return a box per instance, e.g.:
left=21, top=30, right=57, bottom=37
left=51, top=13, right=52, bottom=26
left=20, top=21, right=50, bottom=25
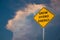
left=6, top=0, right=60, bottom=40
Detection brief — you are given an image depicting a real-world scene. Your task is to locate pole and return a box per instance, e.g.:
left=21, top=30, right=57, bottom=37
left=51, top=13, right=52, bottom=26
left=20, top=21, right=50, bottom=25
left=43, top=28, right=45, bottom=40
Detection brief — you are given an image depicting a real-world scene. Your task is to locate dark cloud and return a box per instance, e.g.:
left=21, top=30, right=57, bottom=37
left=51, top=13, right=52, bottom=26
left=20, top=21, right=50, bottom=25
left=7, top=0, right=51, bottom=11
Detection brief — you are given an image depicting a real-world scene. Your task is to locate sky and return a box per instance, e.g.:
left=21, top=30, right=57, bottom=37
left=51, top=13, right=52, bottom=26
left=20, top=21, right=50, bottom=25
left=0, top=0, right=60, bottom=40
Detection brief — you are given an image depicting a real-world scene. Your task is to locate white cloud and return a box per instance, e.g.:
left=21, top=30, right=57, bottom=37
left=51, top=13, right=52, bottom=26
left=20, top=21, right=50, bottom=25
left=6, top=4, right=46, bottom=40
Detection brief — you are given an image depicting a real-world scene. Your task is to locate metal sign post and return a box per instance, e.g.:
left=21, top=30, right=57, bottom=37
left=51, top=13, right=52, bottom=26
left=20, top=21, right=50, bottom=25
left=43, top=28, right=45, bottom=40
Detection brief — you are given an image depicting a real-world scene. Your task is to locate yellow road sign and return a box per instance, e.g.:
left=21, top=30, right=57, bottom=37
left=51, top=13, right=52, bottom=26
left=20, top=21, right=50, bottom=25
left=34, top=7, right=54, bottom=28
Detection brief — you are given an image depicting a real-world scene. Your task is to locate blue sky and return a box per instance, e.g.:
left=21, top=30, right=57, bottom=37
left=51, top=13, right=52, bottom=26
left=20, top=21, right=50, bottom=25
left=0, top=0, right=60, bottom=40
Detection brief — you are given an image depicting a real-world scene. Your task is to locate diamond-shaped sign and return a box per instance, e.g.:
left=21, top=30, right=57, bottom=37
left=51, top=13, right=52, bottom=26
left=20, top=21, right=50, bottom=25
left=34, top=7, right=54, bottom=28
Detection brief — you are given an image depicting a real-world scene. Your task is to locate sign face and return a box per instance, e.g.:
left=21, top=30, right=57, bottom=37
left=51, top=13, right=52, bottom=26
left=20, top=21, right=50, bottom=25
left=34, top=7, right=54, bottom=28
